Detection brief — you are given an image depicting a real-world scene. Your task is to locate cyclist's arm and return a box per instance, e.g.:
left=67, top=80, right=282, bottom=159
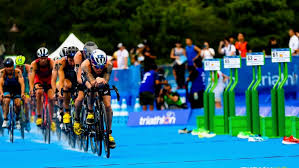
left=103, top=62, right=113, bottom=82
left=51, top=61, right=59, bottom=91
left=81, top=60, right=95, bottom=84
left=58, top=60, right=66, bottom=92
left=74, top=51, right=82, bottom=73
left=25, top=64, right=31, bottom=79
left=29, top=62, right=37, bottom=92
left=0, top=70, right=4, bottom=95
left=77, top=65, right=83, bottom=84
left=17, top=69, right=25, bottom=95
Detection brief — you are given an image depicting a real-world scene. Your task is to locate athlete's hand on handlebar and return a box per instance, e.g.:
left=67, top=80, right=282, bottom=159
left=21, top=93, right=26, bottom=100
left=30, top=90, right=34, bottom=97
left=95, top=77, right=106, bottom=87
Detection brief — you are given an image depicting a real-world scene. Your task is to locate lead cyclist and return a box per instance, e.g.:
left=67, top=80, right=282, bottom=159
left=74, top=49, right=115, bottom=149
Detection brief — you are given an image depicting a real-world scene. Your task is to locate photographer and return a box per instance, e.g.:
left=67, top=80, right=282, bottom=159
left=186, top=58, right=205, bottom=109
left=155, top=68, right=168, bottom=110
left=158, top=84, right=187, bottom=110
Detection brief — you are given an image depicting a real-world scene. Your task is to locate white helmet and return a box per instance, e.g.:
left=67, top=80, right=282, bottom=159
left=59, top=47, right=68, bottom=58
left=90, top=49, right=107, bottom=69
left=37, top=47, right=49, bottom=57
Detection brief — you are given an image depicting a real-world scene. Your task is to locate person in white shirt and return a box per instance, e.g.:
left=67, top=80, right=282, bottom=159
left=116, top=43, right=129, bottom=69
left=201, top=41, right=215, bottom=59
left=288, top=29, right=299, bottom=55
left=218, top=38, right=236, bottom=56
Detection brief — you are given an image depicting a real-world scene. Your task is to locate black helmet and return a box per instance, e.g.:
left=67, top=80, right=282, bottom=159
left=3, top=58, right=14, bottom=67
left=83, top=41, right=98, bottom=59
left=59, top=47, right=68, bottom=58
left=67, top=46, right=79, bottom=58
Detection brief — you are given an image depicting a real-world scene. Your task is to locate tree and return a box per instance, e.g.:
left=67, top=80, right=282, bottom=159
left=225, top=0, right=295, bottom=50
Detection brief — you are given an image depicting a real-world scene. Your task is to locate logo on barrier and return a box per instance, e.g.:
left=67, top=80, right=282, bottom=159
left=127, top=109, right=191, bottom=126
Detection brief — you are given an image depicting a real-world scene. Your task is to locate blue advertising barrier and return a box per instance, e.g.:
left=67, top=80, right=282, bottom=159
left=127, top=109, right=191, bottom=126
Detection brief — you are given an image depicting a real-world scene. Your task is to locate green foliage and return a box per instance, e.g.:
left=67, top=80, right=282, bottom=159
left=0, top=0, right=297, bottom=63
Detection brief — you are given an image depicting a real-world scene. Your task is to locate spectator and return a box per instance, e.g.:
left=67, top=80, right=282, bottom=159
left=143, top=45, right=157, bottom=72
left=213, top=71, right=229, bottom=108
left=155, top=68, right=168, bottom=110
left=170, top=42, right=187, bottom=89
left=185, top=38, right=201, bottom=69
left=235, top=33, right=250, bottom=58
left=157, top=84, right=187, bottom=110
left=187, top=58, right=205, bottom=109
left=265, top=37, right=279, bottom=56
left=130, top=43, right=145, bottom=66
left=229, top=36, right=235, bottom=45
left=201, top=41, right=215, bottom=59
left=116, top=43, right=129, bottom=69
left=218, top=38, right=236, bottom=56
left=288, top=29, right=299, bottom=55
left=139, top=65, right=158, bottom=111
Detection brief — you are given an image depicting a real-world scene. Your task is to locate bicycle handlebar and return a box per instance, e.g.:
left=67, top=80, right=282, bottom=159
left=93, top=85, right=120, bottom=101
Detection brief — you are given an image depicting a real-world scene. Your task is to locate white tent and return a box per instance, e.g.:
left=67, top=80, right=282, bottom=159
left=49, top=33, right=84, bottom=59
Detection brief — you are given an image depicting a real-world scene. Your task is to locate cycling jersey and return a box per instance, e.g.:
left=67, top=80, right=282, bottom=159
left=3, top=70, right=21, bottom=97
left=34, top=58, right=52, bottom=85
left=63, top=57, right=77, bottom=86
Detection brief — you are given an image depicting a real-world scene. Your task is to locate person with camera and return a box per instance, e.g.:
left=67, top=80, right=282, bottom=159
left=158, top=84, right=187, bottom=110
left=200, top=41, right=215, bottom=60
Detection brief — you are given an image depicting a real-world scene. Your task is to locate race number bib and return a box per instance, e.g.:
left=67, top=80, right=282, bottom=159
left=246, top=52, right=265, bottom=66
left=223, top=56, right=241, bottom=69
left=204, top=59, right=221, bottom=71
left=271, top=48, right=291, bottom=63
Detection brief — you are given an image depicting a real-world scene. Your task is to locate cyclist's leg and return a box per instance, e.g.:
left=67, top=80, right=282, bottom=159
left=47, top=87, right=55, bottom=118
left=47, top=86, right=56, bottom=131
left=74, top=88, right=84, bottom=122
left=73, top=89, right=84, bottom=135
left=85, top=81, right=95, bottom=124
left=35, top=84, right=44, bottom=126
left=2, top=92, right=11, bottom=128
left=14, top=97, right=22, bottom=129
left=102, top=86, right=116, bottom=148
left=24, top=94, right=30, bottom=120
left=103, top=95, right=112, bottom=133
left=62, top=79, right=72, bottom=124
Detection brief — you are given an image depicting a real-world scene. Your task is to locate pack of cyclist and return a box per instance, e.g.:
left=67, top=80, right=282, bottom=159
left=0, top=42, right=116, bottom=149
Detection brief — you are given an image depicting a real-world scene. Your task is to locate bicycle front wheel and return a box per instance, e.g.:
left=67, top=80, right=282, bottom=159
left=9, top=105, right=14, bottom=143
left=101, top=101, right=110, bottom=158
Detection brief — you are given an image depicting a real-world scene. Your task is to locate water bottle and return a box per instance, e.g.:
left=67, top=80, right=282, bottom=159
left=121, top=98, right=128, bottom=116
left=134, top=98, right=141, bottom=112
left=114, top=99, right=121, bottom=116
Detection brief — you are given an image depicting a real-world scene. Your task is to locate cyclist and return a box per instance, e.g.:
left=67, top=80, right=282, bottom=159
left=76, top=49, right=115, bottom=148
left=29, top=47, right=56, bottom=131
left=0, top=58, right=25, bottom=129
left=15, top=55, right=31, bottom=131
left=57, top=46, right=78, bottom=125
left=51, top=47, right=68, bottom=122
left=73, top=42, right=98, bottom=134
